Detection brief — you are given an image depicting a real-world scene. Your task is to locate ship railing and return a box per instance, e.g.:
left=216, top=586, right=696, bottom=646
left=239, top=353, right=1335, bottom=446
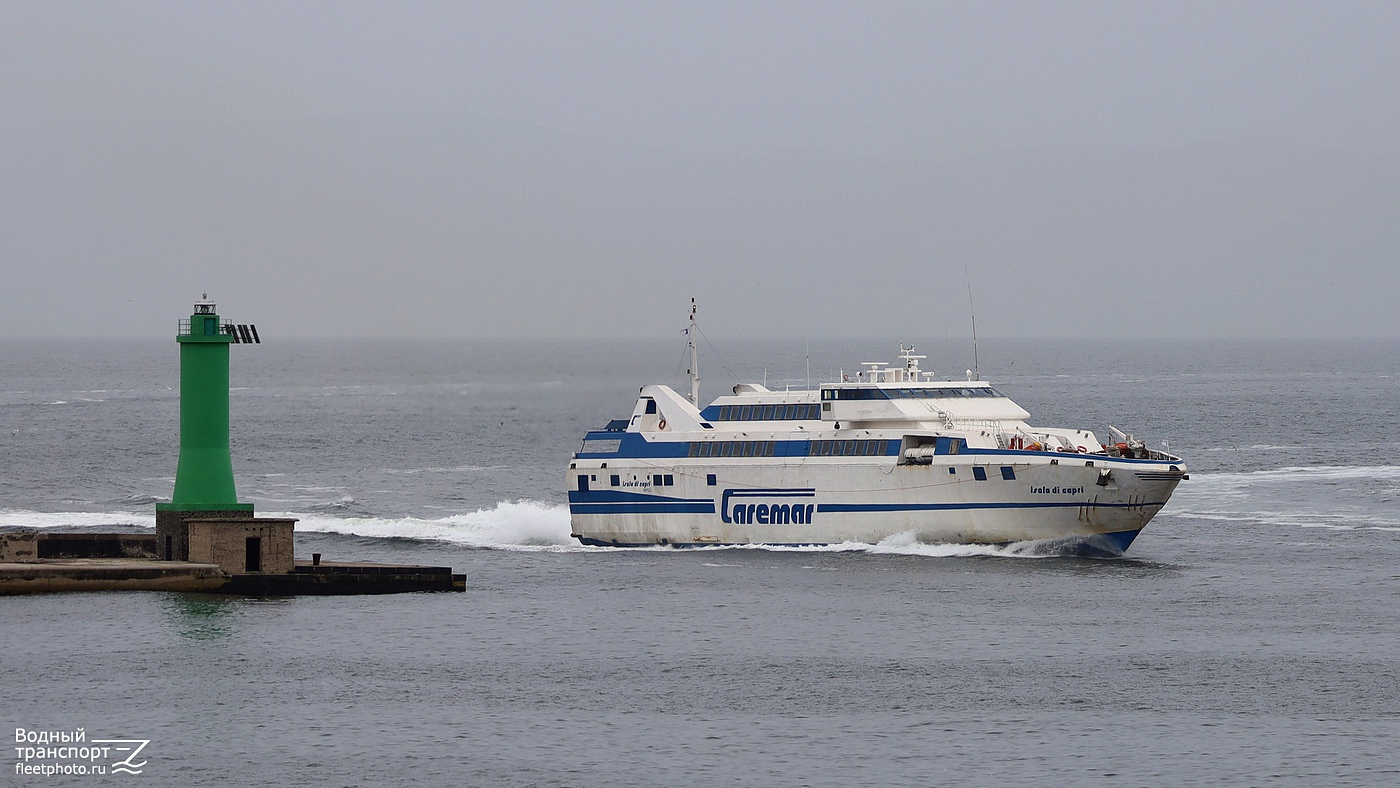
left=907, top=397, right=955, bottom=428
left=953, top=419, right=1000, bottom=441
left=177, top=318, right=233, bottom=336
left=1103, top=444, right=1182, bottom=462
left=998, top=430, right=1084, bottom=453
left=994, top=427, right=1046, bottom=450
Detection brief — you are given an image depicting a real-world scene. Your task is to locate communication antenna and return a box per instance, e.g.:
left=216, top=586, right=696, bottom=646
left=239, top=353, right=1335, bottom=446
left=964, top=261, right=980, bottom=381
left=686, top=298, right=700, bottom=407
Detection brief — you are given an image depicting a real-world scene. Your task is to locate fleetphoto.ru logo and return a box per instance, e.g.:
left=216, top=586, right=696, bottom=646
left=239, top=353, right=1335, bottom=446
left=14, top=728, right=151, bottom=777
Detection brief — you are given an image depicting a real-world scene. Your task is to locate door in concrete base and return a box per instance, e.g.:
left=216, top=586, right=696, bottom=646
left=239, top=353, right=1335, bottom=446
left=245, top=536, right=262, bottom=572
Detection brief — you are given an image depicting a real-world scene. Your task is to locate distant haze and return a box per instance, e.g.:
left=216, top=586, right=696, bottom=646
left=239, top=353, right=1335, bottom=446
left=2, top=1, right=1397, bottom=338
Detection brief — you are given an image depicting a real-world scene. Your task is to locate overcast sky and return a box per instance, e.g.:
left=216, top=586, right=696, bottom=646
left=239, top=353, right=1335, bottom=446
left=2, top=1, right=1397, bottom=338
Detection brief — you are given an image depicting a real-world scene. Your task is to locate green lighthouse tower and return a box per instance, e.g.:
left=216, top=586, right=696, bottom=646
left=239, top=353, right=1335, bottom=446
left=173, top=295, right=240, bottom=505
left=156, top=295, right=255, bottom=561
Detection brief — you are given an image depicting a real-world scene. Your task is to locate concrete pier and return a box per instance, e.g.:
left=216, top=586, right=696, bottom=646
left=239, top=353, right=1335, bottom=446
left=0, top=558, right=228, bottom=594
left=0, top=531, right=465, bottom=596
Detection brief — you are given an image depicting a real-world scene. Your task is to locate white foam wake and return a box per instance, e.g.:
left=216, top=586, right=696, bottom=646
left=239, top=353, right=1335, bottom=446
left=274, top=500, right=578, bottom=551
left=0, top=510, right=155, bottom=530
left=724, top=531, right=1036, bottom=558
left=1167, top=464, right=1400, bottom=531
left=1184, top=464, right=1400, bottom=487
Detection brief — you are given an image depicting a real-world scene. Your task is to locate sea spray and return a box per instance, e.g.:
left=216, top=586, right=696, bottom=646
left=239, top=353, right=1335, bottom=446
left=0, top=510, right=156, bottom=530
left=280, top=500, right=576, bottom=549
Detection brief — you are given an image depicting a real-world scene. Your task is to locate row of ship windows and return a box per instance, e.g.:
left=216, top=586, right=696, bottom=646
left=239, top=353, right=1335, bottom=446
left=821, top=387, right=1005, bottom=401
left=712, top=404, right=822, bottom=421
left=605, top=466, right=1018, bottom=487
left=686, top=439, right=893, bottom=458
left=607, top=474, right=715, bottom=487
left=689, top=440, right=777, bottom=457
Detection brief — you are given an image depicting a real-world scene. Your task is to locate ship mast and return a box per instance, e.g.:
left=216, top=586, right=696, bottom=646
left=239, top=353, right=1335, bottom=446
left=687, top=298, right=701, bottom=407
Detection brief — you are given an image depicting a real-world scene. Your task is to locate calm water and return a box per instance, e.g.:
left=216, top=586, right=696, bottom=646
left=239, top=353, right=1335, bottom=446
left=2, top=336, right=1399, bottom=786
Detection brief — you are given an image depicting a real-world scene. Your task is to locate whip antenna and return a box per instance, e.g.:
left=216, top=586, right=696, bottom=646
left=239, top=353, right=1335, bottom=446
left=964, top=262, right=980, bottom=381
left=805, top=338, right=811, bottom=390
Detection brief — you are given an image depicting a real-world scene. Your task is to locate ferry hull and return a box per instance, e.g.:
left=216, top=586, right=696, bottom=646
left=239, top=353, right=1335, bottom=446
left=568, top=455, right=1183, bottom=557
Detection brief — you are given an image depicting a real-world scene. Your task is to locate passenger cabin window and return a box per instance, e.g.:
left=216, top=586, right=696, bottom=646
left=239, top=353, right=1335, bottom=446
left=821, top=387, right=1005, bottom=401
left=710, top=403, right=819, bottom=421
left=690, top=440, right=778, bottom=457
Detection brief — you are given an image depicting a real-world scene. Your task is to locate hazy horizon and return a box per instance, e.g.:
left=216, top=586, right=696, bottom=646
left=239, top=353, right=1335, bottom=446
left=4, top=2, right=1397, bottom=339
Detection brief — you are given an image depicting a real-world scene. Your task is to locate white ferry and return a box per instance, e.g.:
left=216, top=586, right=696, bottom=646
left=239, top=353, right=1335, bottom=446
left=567, top=305, right=1187, bottom=556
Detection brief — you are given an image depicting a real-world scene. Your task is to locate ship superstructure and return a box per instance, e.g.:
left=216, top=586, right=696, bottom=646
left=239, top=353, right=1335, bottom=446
left=568, top=330, right=1185, bottom=555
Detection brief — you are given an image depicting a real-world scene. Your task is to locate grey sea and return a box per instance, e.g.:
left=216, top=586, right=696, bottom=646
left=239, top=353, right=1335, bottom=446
left=3, top=336, right=1399, bottom=787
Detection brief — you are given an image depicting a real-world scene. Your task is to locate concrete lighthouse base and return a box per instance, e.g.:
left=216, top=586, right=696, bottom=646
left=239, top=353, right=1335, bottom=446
left=155, top=505, right=256, bottom=562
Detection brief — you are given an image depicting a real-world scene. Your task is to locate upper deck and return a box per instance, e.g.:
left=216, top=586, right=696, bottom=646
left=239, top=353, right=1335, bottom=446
left=573, top=343, right=1183, bottom=466
left=699, top=346, right=1030, bottom=427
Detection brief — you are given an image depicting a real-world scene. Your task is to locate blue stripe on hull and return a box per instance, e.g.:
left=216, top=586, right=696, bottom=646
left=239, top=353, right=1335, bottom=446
left=569, top=498, right=1165, bottom=515
left=568, top=489, right=718, bottom=515
left=816, top=500, right=1167, bottom=513
left=569, top=503, right=1164, bottom=518
left=570, top=502, right=716, bottom=515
